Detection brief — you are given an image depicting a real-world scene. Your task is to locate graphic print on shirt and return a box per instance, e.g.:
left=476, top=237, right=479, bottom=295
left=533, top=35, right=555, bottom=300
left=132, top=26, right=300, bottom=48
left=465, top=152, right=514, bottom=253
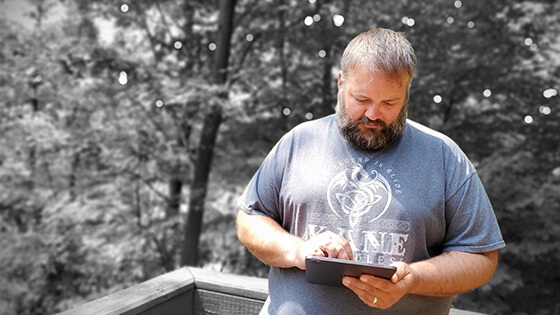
left=327, top=163, right=392, bottom=228
left=306, top=158, right=412, bottom=264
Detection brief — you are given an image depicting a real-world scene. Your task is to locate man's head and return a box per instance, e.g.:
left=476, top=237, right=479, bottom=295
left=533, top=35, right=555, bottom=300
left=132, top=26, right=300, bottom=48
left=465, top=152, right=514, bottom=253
left=336, top=28, right=417, bottom=151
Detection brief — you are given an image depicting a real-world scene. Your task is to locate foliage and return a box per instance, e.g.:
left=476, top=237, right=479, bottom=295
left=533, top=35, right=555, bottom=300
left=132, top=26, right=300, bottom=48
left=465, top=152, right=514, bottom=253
left=0, top=0, right=559, bottom=314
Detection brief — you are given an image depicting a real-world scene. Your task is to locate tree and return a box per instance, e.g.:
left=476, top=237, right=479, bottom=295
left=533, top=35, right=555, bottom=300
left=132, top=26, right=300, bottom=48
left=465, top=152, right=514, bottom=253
left=1, top=0, right=559, bottom=314
left=182, top=0, right=237, bottom=266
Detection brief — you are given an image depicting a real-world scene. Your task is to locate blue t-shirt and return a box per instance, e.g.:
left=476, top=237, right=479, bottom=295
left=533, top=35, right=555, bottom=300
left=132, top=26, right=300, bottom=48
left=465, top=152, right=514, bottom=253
left=240, top=114, right=505, bottom=314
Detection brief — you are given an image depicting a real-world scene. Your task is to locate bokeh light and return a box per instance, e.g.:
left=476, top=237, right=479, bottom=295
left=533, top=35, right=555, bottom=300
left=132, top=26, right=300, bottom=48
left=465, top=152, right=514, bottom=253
left=467, top=21, right=475, bottom=29
left=539, top=106, right=551, bottom=115
left=447, top=17, right=454, bottom=24
left=483, top=89, right=492, bottom=98
left=402, top=16, right=415, bottom=27
left=32, top=75, right=42, bottom=84
left=454, top=1, right=462, bottom=8
left=524, top=115, right=533, bottom=124
left=283, top=107, right=292, bottom=116
left=118, top=71, right=128, bottom=85
left=318, top=50, right=327, bottom=58
left=174, top=41, right=182, bottom=49
left=209, top=43, right=217, bottom=51
left=246, top=34, right=254, bottom=42
left=524, top=37, right=533, bottom=46
left=305, top=112, right=314, bottom=120
left=543, top=88, right=558, bottom=98
left=530, top=43, right=538, bottom=51
left=155, top=100, right=164, bottom=108
left=333, top=14, right=345, bottom=27
left=120, top=4, right=129, bottom=13
left=433, top=95, right=442, bottom=103
left=304, top=16, right=314, bottom=26
left=313, top=14, right=321, bottom=22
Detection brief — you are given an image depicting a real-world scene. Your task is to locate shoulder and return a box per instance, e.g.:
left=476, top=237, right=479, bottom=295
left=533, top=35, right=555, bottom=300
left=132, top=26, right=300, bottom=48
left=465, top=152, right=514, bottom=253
left=405, top=120, right=463, bottom=154
left=268, top=115, right=338, bottom=160
left=404, top=120, right=474, bottom=173
left=290, top=114, right=336, bottom=133
left=280, top=114, right=337, bottom=143
left=406, top=120, right=454, bottom=144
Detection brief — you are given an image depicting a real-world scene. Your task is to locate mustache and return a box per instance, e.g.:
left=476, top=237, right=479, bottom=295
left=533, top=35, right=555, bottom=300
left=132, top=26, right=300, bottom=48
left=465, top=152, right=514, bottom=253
left=355, top=117, right=388, bottom=128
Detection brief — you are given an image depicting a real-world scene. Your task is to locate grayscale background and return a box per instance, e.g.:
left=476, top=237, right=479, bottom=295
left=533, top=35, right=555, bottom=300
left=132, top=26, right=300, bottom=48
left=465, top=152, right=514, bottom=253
left=0, top=0, right=558, bottom=314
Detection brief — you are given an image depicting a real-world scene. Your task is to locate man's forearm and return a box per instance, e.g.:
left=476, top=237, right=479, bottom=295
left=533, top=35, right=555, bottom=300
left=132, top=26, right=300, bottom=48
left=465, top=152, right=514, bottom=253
left=236, top=210, right=354, bottom=270
left=236, top=209, right=303, bottom=268
left=408, top=250, right=499, bottom=296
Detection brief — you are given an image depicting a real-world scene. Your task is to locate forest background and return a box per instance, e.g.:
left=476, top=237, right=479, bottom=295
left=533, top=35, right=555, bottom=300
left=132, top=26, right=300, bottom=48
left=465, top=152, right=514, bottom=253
left=1, top=0, right=559, bottom=314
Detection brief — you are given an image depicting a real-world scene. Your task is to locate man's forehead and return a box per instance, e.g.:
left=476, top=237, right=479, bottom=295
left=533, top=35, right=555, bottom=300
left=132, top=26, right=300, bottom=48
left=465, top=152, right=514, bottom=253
left=345, top=67, right=410, bottom=88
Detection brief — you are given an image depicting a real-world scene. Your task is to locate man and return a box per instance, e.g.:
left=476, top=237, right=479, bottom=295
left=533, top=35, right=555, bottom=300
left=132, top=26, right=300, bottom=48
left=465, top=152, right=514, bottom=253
left=236, top=28, right=505, bottom=314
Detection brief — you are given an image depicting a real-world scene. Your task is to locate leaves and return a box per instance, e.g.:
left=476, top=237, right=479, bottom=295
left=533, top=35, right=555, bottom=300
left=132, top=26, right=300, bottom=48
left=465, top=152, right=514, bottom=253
left=1, top=0, right=559, bottom=314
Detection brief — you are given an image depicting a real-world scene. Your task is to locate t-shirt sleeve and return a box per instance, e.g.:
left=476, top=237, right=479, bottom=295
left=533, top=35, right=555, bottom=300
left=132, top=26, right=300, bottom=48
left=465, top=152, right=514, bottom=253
left=238, top=134, right=291, bottom=223
left=442, top=171, right=506, bottom=253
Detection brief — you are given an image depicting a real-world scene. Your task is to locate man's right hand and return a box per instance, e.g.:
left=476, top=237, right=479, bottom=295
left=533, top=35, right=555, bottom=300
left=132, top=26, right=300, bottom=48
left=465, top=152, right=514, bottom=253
left=236, top=210, right=353, bottom=270
left=292, top=231, right=354, bottom=270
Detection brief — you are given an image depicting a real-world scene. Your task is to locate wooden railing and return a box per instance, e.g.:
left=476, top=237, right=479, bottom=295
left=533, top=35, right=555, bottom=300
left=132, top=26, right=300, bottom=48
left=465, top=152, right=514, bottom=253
left=57, top=267, right=485, bottom=315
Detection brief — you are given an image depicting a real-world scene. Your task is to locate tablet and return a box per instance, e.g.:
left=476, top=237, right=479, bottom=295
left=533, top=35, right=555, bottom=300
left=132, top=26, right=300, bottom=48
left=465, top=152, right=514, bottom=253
left=305, top=256, right=397, bottom=287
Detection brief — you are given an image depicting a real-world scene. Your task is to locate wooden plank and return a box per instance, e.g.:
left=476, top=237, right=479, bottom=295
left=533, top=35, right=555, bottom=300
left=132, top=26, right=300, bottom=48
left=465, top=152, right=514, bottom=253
left=450, top=308, right=488, bottom=315
left=57, top=267, right=196, bottom=315
left=193, top=289, right=265, bottom=315
left=188, top=268, right=488, bottom=315
left=138, top=291, right=193, bottom=315
left=56, top=266, right=488, bottom=315
left=188, top=267, right=268, bottom=301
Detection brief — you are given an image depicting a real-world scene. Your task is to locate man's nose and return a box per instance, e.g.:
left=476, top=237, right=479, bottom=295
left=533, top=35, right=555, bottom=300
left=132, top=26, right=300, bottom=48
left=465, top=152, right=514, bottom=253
left=364, top=103, right=381, bottom=121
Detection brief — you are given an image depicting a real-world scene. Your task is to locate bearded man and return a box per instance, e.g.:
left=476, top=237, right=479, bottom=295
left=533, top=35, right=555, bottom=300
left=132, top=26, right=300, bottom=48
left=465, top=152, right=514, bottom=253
left=236, top=28, right=505, bottom=315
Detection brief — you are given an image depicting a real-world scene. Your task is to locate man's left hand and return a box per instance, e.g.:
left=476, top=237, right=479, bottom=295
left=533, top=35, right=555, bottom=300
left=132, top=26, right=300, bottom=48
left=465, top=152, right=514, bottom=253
left=342, top=262, right=415, bottom=309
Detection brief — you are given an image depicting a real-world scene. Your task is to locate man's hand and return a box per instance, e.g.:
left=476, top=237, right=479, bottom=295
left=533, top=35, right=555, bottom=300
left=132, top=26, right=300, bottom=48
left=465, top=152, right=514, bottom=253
left=341, top=251, right=499, bottom=309
left=342, top=262, right=414, bottom=309
left=292, top=231, right=354, bottom=270
left=236, top=211, right=354, bottom=270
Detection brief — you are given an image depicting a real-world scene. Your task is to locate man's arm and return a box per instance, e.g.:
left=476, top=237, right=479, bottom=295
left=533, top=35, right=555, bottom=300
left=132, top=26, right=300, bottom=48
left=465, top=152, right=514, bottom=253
left=236, top=209, right=353, bottom=270
left=407, top=250, right=498, bottom=296
left=343, top=250, right=499, bottom=309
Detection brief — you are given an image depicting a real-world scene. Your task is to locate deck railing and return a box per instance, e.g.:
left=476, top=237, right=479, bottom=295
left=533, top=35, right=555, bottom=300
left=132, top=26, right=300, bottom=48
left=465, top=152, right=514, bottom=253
left=57, top=267, right=486, bottom=315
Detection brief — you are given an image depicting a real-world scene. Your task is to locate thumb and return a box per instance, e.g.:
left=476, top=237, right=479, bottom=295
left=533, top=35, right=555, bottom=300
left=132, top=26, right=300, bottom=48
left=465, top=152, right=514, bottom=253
left=390, top=261, right=408, bottom=283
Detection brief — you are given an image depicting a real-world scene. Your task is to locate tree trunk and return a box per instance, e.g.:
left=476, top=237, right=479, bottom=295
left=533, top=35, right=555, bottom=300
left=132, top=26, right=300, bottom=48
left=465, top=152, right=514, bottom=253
left=182, top=0, right=236, bottom=266
left=165, top=176, right=182, bottom=218
left=165, top=1, right=199, bottom=219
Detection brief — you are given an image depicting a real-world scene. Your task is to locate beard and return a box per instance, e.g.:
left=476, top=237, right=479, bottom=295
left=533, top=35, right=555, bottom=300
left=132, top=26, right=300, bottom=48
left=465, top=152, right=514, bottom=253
left=335, top=90, right=408, bottom=151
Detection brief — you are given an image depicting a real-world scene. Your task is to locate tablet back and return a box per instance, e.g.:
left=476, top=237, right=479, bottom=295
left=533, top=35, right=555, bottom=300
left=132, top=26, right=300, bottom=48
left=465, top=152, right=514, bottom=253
left=305, top=256, right=397, bottom=287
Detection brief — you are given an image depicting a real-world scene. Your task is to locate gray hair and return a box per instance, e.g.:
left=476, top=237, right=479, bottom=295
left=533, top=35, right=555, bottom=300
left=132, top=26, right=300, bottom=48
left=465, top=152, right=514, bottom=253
left=340, top=28, right=417, bottom=87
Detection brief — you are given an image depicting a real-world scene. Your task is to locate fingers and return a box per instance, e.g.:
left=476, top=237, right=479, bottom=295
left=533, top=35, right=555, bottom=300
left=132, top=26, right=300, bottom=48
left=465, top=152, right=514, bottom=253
left=295, top=231, right=353, bottom=270
left=319, top=233, right=354, bottom=260
left=344, top=271, right=411, bottom=310
left=359, top=274, right=392, bottom=295
left=302, top=231, right=353, bottom=261
left=343, top=276, right=386, bottom=309
left=343, top=275, right=371, bottom=294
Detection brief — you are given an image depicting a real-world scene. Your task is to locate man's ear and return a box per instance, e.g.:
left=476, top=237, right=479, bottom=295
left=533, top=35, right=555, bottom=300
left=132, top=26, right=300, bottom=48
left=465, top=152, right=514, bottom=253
left=337, top=71, right=343, bottom=89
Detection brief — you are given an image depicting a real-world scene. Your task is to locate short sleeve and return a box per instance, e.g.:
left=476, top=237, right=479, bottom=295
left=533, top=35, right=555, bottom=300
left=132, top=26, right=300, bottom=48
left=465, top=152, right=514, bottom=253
left=238, top=133, right=292, bottom=223
left=443, top=171, right=506, bottom=253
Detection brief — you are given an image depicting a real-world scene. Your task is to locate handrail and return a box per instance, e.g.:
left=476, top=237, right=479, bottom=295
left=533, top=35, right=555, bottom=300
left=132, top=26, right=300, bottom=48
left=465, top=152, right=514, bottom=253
left=57, top=267, right=268, bottom=315
left=57, top=267, right=196, bottom=315
left=57, top=267, right=485, bottom=315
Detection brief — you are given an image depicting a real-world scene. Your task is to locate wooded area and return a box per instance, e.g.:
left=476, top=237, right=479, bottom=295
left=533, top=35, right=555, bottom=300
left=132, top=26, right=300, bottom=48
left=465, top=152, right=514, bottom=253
left=0, top=0, right=559, bottom=314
